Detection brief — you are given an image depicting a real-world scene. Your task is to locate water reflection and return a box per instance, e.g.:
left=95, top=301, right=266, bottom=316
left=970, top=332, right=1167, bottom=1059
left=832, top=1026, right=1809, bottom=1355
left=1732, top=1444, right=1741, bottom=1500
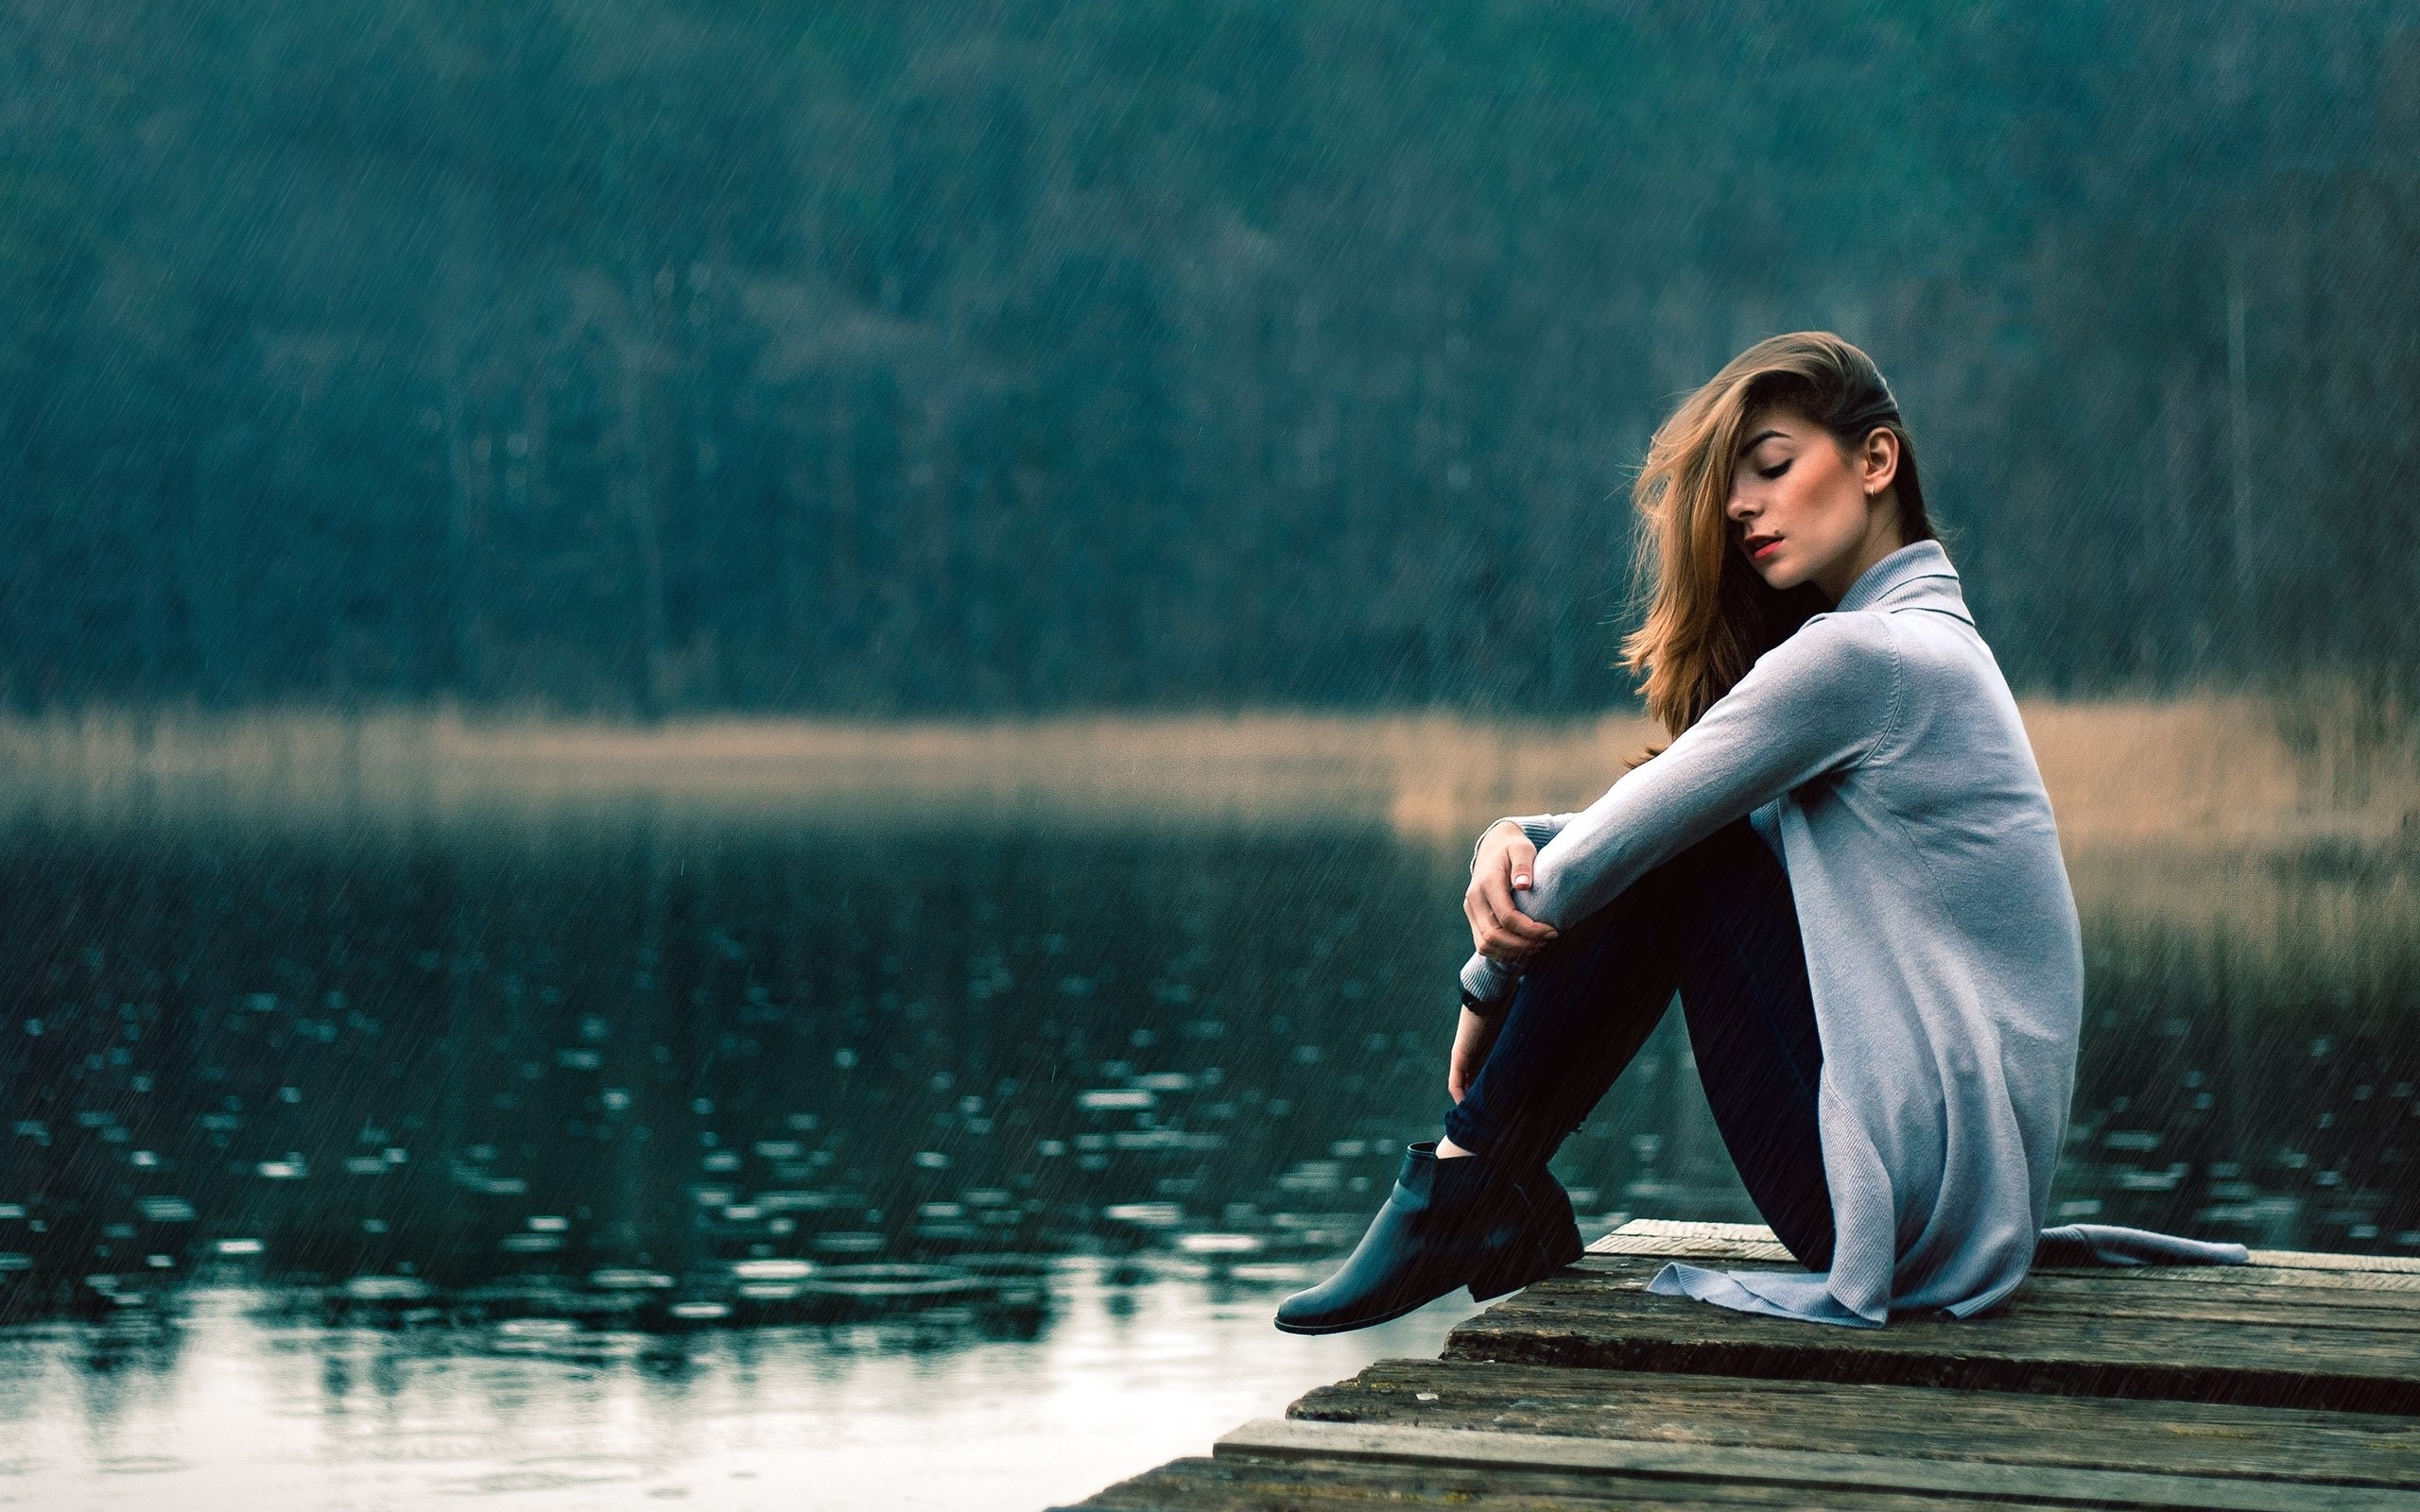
left=0, top=1261, right=1473, bottom=1509
left=0, top=812, right=1760, bottom=1327
left=2065, top=840, right=2420, bottom=1247
left=0, top=806, right=2415, bottom=1505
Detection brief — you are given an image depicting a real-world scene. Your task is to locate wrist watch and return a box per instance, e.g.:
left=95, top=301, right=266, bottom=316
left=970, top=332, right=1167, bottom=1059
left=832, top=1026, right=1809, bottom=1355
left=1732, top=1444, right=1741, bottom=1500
left=1460, top=986, right=1506, bottom=1020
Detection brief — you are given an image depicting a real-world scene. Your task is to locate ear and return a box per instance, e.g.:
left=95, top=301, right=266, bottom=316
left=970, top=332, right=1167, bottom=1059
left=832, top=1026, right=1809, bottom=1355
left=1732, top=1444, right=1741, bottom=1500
left=1858, top=427, right=1900, bottom=497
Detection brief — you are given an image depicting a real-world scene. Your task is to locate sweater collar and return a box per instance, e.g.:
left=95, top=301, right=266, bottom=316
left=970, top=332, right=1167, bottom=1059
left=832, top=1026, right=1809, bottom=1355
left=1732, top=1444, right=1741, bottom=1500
left=1832, top=538, right=1967, bottom=620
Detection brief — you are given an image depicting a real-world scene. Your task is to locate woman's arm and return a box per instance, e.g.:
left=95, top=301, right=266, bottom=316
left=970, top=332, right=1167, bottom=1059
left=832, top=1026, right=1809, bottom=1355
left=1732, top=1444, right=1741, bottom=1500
left=1466, top=815, right=1574, bottom=873
left=1465, top=819, right=1564, bottom=967
left=1458, top=613, right=1905, bottom=1005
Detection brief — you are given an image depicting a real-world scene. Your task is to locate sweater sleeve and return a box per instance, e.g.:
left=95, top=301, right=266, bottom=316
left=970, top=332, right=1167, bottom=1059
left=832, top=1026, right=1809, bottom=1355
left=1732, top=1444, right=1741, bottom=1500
left=1466, top=814, right=1577, bottom=874
left=1460, top=613, right=1904, bottom=1004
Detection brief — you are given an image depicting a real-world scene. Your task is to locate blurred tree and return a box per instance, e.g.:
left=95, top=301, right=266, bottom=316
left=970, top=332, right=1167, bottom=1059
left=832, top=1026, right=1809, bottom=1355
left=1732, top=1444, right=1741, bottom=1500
left=0, top=0, right=2412, bottom=715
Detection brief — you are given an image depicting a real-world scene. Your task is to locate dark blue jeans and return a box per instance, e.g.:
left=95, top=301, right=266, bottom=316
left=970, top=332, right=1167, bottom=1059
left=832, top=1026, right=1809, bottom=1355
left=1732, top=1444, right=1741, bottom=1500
left=1442, top=816, right=1836, bottom=1270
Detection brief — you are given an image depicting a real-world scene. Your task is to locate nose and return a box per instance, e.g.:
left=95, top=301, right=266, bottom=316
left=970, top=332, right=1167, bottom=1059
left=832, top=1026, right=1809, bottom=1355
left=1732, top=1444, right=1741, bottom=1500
left=1725, top=489, right=1755, bottom=523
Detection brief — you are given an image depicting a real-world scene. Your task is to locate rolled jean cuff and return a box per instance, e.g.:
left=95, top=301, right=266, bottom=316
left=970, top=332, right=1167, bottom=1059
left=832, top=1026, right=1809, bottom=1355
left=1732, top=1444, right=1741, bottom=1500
left=1440, top=1096, right=1495, bottom=1157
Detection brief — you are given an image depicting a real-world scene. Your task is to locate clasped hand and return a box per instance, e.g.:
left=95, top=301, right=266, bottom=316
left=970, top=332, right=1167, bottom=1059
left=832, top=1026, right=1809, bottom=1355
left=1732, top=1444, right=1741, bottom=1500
left=1463, top=818, right=1558, bottom=964
left=1448, top=820, right=1560, bottom=1104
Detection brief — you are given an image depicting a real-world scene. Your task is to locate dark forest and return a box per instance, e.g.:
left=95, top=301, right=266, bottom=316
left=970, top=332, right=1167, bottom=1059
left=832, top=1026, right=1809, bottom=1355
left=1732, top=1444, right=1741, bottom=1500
left=3, top=0, right=2414, bottom=715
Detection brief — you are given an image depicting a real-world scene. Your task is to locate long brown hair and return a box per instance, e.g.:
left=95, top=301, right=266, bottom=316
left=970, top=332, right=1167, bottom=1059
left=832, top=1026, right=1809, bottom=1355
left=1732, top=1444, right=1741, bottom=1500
left=1621, top=332, right=1936, bottom=740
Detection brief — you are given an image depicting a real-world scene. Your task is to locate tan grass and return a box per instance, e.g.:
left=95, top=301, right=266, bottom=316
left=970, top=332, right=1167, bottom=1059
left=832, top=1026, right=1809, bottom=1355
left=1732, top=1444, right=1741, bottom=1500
left=1, top=698, right=2411, bottom=873
left=3, top=700, right=2406, bottom=1005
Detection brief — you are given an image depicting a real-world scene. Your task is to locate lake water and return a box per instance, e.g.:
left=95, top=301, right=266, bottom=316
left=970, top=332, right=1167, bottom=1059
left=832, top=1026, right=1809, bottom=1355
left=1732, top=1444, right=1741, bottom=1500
left=2, top=804, right=2414, bottom=1508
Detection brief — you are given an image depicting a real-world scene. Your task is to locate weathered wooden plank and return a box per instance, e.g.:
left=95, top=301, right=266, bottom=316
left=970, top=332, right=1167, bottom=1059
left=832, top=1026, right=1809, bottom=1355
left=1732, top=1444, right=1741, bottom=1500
left=1063, top=1217, right=2420, bottom=1509
left=2246, top=1246, right=2420, bottom=1274
left=1565, top=1254, right=2420, bottom=1331
left=1989, top=1258, right=2420, bottom=1295
left=1055, top=1449, right=2137, bottom=1510
left=1212, top=1418, right=2420, bottom=1511
left=1512, top=1266, right=2420, bottom=1369
left=1996, top=1289, right=2420, bottom=1330
left=1294, top=1358, right=2420, bottom=1489
left=2022, top=1263, right=2420, bottom=1298
left=1588, top=1218, right=1795, bottom=1263
left=1448, top=1271, right=2420, bottom=1414
left=1597, top=1219, right=1780, bottom=1246
left=1588, top=1217, right=2420, bottom=1276
left=1569, top=1253, right=2420, bottom=1323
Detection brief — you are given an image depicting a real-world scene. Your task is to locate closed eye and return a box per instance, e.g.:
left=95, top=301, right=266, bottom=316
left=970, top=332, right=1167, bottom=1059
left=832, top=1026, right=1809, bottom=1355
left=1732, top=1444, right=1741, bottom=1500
left=1757, top=459, right=1791, bottom=480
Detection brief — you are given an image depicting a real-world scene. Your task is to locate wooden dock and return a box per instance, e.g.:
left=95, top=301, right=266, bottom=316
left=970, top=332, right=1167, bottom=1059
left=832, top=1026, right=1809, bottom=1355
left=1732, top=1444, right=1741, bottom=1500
left=1054, top=1218, right=2420, bottom=1510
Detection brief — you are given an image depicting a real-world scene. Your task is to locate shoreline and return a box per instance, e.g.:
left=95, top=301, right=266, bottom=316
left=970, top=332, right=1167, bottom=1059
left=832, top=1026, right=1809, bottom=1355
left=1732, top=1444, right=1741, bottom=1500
left=0, top=699, right=2408, bottom=850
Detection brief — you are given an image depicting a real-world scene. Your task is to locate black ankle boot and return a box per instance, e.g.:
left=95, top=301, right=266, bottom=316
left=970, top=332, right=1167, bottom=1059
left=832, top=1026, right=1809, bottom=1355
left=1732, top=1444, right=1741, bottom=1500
left=1271, top=1141, right=1583, bottom=1335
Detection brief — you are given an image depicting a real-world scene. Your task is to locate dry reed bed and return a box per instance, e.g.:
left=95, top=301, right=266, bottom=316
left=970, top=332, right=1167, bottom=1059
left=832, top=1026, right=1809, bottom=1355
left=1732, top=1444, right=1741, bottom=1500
left=2, top=703, right=2412, bottom=909
left=3, top=701, right=2413, bottom=963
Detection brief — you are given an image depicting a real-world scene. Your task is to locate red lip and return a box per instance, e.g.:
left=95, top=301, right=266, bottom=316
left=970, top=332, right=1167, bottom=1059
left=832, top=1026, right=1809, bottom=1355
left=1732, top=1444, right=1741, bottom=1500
left=1743, top=534, right=1782, bottom=560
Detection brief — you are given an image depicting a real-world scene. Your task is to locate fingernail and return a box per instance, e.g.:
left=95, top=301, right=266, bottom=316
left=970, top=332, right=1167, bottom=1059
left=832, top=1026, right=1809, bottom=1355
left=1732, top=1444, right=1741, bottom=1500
left=1512, top=874, right=1530, bottom=887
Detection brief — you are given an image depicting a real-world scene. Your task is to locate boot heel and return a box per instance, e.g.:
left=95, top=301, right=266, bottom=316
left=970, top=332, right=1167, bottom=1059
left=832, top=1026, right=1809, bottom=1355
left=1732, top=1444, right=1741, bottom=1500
left=1467, top=1218, right=1583, bottom=1301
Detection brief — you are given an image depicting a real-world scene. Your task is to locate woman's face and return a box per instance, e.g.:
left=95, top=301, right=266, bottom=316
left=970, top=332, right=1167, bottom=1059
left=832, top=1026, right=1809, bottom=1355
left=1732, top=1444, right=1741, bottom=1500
left=1725, top=408, right=1900, bottom=601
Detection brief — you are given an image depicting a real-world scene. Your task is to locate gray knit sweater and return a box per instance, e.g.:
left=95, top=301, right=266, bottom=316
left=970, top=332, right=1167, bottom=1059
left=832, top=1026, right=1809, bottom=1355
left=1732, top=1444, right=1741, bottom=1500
left=1461, top=541, right=2241, bottom=1325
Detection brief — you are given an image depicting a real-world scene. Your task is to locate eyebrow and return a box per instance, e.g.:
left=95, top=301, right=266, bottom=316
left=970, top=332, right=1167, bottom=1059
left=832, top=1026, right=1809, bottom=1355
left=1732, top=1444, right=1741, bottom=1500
left=1737, top=428, right=1786, bottom=456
